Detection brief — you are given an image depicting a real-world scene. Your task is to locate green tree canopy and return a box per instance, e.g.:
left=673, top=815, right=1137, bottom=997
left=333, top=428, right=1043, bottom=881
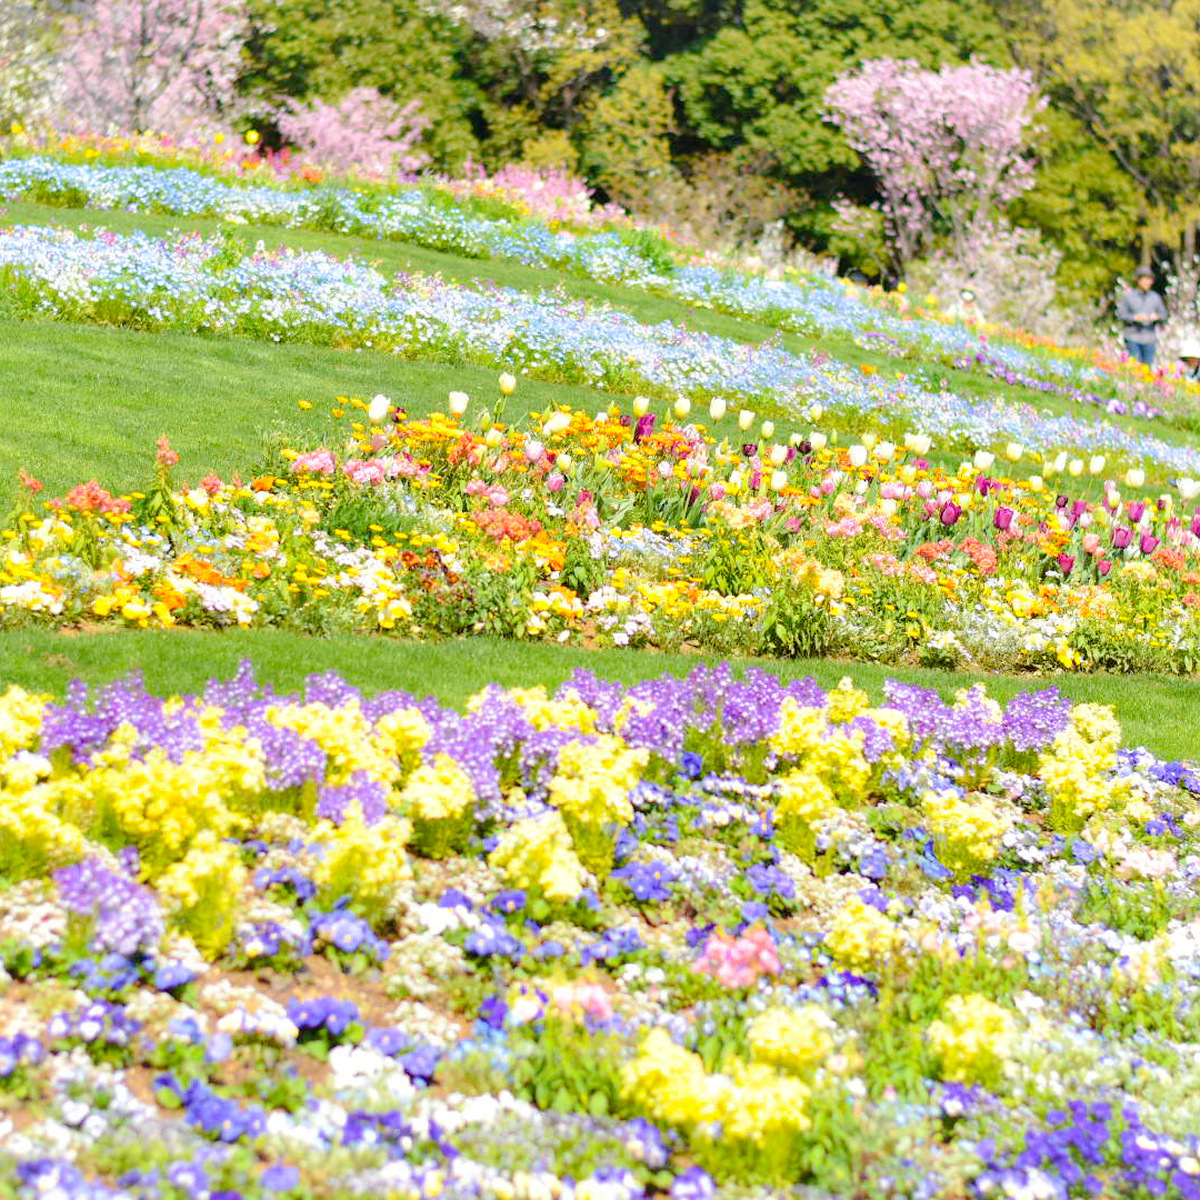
left=670, top=0, right=1009, bottom=186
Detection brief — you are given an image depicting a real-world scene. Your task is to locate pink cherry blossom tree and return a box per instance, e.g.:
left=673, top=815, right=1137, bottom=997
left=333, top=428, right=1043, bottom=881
left=52, top=0, right=247, bottom=137
left=825, top=58, right=1044, bottom=272
left=275, top=87, right=430, bottom=180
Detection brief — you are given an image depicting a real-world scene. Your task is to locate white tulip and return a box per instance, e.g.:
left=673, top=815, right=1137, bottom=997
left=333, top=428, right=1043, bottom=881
left=485, top=428, right=503, bottom=449
left=1028, top=474, right=1045, bottom=492
left=873, top=441, right=895, bottom=462
left=809, top=432, right=828, bottom=452
left=1178, top=477, right=1200, bottom=501
left=658, top=460, right=674, bottom=479
left=879, top=497, right=897, bottom=516
left=1124, top=468, right=1145, bottom=488
left=368, top=393, right=391, bottom=423
left=769, top=444, right=787, bottom=467
left=543, top=413, right=570, bottom=436
left=1005, top=442, right=1023, bottom=463
left=1089, top=455, right=1106, bottom=475
left=633, top=395, right=650, bottom=416
left=855, top=479, right=869, bottom=495
left=674, top=397, right=692, bottom=418
left=738, top=409, right=756, bottom=431
left=761, top=420, right=775, bottom=439
left=1068, top=458, right=1084, bottom=477
left=973, top=449, right=995, bottom=470
left=770, top=469, right=788, bottom=492
left=498, top=373, right=517, bottom=395
left=709, top=396, right=727, bottom=421
left=904, top=433, right=931, bottom=455
left=848, top=444, right=868, bottom=468
left=448, top=391, right=469, bottom=417
left=1052, top=451, right=1068, bottom=473
left=557, top=453, right=573, bottom=471
left=860, top=430, right=877, bottom=449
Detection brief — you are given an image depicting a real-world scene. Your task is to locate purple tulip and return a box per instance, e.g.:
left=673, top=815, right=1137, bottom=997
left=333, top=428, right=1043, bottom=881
left=993, top=506, right=1014, bottom=531
left=1191, top=514, right=1200, bottom=538
left=1098, top=559, right=1112, bottom=577
left=742, top=443, right=758, bottom=457
left=1112, top=526, right=1132, bottom=549
left=939, top=502, right=962, bottom=526
left=1055, top=494, right=1069, bottom=509
left=1127, top=501, right=1146, bottom=523
left=1139, top=533, right=1159, bottom=555
left=1057, top=553, right=1075, bottom=575
left=633, top=414, right=655, bottom=442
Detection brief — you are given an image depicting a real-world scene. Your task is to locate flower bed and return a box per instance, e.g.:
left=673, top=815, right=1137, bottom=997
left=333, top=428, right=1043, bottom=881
left=0, top=153, right=1158, bottom=410
left=5, top=400, right=1200, bottom=673
left=0, top=221, right=1196, bottom=475
left=1, top=662, right=1199, bottom=1198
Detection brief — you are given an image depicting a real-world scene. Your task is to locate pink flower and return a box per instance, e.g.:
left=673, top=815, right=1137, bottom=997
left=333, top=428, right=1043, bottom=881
left=551, top=982, right=613, bottom=1023
left=291, top=449, right=337, bottom=476
left=155, top=435, right=179, bottom=468
left=546, top=471, right=565, bottom=493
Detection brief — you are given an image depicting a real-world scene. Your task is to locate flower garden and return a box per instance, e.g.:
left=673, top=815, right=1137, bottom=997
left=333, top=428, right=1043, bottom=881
left=3, top=143, right=1200, bottom=1200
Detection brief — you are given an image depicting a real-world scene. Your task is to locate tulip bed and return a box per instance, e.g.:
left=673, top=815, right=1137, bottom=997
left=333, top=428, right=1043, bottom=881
left=3, top=660, right=1200, bottom=1200
left=4, top=396, right=1200, bottom=676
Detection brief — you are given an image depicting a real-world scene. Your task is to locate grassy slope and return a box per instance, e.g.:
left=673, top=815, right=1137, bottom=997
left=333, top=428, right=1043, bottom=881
left=5, top=197, right=1192, bottom=455
left=0, top=315, right=618, bottom=498
left=2, top=196, right=1197, bottom=751
left=0, top=628, right=1191, bottom=760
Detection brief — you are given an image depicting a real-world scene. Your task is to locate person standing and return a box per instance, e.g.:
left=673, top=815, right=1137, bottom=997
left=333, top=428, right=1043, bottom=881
left=1117, top=266, right=1167, bottom=367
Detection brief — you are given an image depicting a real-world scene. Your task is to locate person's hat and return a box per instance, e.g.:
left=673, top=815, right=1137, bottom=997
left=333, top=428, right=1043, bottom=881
left=1136, top=265, right=1155, bottom=280
left=1179, top=338, right=1200, bottom=360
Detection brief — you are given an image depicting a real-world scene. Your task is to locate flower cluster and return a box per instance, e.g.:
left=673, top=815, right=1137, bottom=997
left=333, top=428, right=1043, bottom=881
left=0, top=653, right=1199, bottom=1196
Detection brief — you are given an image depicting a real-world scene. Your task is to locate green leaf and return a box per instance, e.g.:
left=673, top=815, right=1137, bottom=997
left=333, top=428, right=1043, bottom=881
left=588, top=1090, right=609, bottom=1118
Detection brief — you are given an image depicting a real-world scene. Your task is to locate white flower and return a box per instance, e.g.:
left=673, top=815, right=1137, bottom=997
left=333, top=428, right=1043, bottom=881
left=1124, top=468, right=1146, bottom=488
left=1005, top=442, right=1023, bottom=462
left=904, top=432, right=931, bottom=455
left=973, top=449, right=995, bottom=470
left=708, top=397, right=727, bottom=421
left=847, top=444, right=868, bottom=468
left=525, top=440, right=544, bottom=462
left=498, top=372, right=517, bottom=395
left=368, top=393, right=391, bottom=423
left=873, top=441, right=895, bottom=462
left=673, top=397, right=691, bottom=418
left=448, top=391, right=469, bottom=416
left=809, top=432, right=828, bottom=451
left=770, top=469, right=788, bottom=492
left=769, top=444, right=787, bottom=467
left=738, top=409, right=755, bottom=430
left=632, top=395, right=650, bottom=416
left=1088, top=455, right=1106, bottom=475
left=1068, top=458, right=1084, bottom=477
left=1178, top=477, right=1200, bottom=501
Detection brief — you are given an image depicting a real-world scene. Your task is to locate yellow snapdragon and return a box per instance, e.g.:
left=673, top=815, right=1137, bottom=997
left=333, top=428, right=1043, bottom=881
left=747, top=1005, right=835, bottom=1074
left=825, top=895, right=900, bottom=970
left=489, top=810, right=588, bottom=902
left=927, top=993, right=1017, bottom=1085
left=922, top=789, right=1015, bottom=880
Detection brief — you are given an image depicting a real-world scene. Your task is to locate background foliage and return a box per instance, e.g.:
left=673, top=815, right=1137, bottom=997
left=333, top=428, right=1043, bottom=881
left=9, top=0, right=1196, bottom=300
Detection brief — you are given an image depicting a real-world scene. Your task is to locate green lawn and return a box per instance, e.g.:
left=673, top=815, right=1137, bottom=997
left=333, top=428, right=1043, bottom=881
left=6, top=197, right=1192, bottom=454
left=0, top=315, right=618, bottom=499
left=0, top=628, right=1192, bottom=761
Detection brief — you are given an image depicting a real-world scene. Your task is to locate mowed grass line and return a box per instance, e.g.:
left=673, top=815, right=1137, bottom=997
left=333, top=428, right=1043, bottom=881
left=0, top=628, right=1193, bottom=761
left=5, top=198, right=1187, bottom=452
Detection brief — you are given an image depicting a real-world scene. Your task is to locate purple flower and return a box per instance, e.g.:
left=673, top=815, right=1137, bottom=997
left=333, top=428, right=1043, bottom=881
left=260, top=1164, right=300, bottom=1192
